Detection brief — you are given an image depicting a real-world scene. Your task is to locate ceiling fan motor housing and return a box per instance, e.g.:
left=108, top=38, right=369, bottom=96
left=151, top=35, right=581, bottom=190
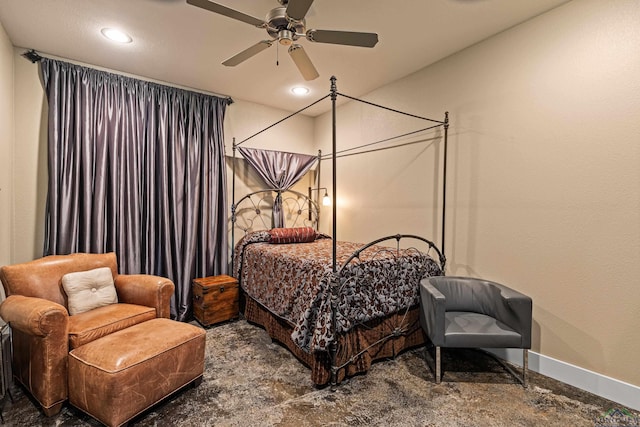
left=266, top=7, right=305, bottom=44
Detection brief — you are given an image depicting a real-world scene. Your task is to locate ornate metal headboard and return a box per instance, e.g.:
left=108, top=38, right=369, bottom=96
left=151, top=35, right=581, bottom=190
left=231, top=188, right=320, bottom=236
left=229, top=188, right=320, bottom=274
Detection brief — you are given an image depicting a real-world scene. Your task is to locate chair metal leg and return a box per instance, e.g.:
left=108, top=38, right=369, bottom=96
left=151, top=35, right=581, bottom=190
left=435, top=346, right=441, bottom=384
left=523, top=349, right=528, bottom=388
left=481, top=348, right=529, bottom=387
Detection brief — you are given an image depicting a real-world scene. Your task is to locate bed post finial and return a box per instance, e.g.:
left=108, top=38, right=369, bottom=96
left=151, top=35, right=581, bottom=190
left=330, top=76, right=337, bottom=99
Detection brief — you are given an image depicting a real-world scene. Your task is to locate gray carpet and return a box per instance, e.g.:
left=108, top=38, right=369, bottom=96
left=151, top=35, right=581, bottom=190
left=1, top=319, right=636, bottom=426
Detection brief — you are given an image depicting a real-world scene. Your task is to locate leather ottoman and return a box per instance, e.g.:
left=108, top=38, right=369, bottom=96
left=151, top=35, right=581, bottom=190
left=68, top=318, right=205, bottom=427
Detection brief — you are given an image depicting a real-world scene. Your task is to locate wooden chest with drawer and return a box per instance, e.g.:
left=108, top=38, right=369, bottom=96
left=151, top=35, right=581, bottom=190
left=192, top=275, right=239, bottom=327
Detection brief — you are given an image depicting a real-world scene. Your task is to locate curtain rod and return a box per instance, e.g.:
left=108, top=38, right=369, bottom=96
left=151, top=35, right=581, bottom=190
left=21, top=49, right=234, bottom=105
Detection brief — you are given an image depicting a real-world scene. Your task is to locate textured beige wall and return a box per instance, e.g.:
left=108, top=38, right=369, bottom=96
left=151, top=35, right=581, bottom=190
left=12, top=49, right=47, bottom=263
left=224, top=98, right=314, bottom=155
left=0, top=22, right=13, bottom=269
left=315, top=0, right=640, bottom=386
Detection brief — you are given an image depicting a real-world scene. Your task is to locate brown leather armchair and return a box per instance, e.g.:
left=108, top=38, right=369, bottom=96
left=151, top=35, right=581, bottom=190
left=0, top=252, right=174, bottom=416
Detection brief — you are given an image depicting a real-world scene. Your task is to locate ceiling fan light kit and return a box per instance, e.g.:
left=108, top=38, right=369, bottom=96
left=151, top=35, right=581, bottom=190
left=187, top=0, right=379, bottom=81
left=278, top=30, right=295, bottom=46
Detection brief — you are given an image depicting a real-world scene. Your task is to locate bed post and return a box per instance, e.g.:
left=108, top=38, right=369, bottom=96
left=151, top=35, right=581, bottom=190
left=441, top=112, right=449, bottom=264
left=330, top=76, right=338, bottom=273
left=231, top=138, right=237, bottom=274
left=317, top=149, right=323, bottom=230
left=329, top=76, right=339, bottom=387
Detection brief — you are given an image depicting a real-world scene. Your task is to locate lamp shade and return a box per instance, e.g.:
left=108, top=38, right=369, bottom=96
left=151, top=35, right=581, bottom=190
left=322, top=191, right=331, bottom=206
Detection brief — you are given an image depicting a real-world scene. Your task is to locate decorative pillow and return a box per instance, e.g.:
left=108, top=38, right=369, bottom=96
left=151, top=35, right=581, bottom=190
left=62, top=267, right=118, bottom=315
left=269, top=227, right=317, bottom=244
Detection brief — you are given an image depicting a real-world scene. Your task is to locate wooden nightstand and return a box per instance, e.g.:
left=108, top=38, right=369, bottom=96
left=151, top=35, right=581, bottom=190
left=192, top=275, right=239, bottom=327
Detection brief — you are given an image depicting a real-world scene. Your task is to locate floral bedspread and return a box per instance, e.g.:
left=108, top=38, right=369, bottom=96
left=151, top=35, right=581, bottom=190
left=234, top=231, right=442, bottom=353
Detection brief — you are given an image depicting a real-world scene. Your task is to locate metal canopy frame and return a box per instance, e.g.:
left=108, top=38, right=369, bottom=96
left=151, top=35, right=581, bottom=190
left=231, top=76, right=449, bottom=267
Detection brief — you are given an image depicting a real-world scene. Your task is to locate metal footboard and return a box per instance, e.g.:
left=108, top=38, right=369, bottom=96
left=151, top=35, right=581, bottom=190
left=328, top=234, right=446, bottom=385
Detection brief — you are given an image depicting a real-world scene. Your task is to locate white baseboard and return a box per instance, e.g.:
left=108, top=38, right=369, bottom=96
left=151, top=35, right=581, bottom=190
left=484, top=348, right=640, bottom=412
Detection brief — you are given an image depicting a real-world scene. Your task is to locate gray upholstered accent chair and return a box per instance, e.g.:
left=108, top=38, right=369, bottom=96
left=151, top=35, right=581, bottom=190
left=419, top=276, right=532, bottom=386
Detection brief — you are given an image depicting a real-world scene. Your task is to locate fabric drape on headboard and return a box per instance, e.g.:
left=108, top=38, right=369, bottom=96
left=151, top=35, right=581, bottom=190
left=41, top=58, right=228, bottom=321
left=238, top=147, right=317, bottom=228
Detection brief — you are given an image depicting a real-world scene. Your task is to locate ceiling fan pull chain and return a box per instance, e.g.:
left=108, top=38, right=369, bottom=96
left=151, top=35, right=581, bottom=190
left=276, top=42, right=279, bottom=66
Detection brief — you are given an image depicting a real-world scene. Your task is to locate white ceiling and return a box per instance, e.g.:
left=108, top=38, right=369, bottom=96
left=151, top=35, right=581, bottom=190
left=0, top=0, right=569, bottom=116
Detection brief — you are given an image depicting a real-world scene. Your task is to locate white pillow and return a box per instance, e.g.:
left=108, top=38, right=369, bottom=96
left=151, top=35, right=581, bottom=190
left=62, top=267, right=118, bottom=315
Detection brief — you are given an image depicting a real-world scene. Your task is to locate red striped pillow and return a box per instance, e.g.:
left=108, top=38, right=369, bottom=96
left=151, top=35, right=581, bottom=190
left=269, top=227, right=317, bottom=244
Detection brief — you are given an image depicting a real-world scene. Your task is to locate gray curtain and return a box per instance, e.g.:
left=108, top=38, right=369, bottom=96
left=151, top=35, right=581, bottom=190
left=41, top=58, right=228, bottom=321
left=238, top=147, right=317, bottom=228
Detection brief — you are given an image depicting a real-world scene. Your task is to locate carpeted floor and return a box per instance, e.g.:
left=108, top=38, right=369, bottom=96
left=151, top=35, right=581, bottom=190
left=1, top=318, right=637, bottom=426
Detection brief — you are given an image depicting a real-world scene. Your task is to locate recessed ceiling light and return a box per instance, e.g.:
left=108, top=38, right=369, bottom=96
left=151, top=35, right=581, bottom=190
left=291, top=86, right=309, bottom=96
left=101, top=28, right=132, bottom=44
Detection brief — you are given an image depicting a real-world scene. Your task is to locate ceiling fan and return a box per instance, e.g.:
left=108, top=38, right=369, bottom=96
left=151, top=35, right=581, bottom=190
left=186, top=0, right=379, bottom=81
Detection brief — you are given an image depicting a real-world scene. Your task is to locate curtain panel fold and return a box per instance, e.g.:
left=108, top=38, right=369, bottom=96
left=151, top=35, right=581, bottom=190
left=41, top=58, right=228, bottom=321
left=237, top=147, right=317, bottom=228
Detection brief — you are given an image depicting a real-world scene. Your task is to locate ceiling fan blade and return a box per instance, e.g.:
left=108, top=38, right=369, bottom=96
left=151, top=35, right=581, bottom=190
left=288, top=44, right=319, bottom=81
left=187, top=0, right=265, bottom=28
left=306, top=29, right=378, bottom=48
left=286, top=0, right=314, bottom=21
left=222, top=41, right=273, bottom=66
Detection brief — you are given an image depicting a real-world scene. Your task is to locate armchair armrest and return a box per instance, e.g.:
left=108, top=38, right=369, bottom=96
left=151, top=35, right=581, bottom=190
left=0, top=294, right=69, bottom=413
left=493, top=283, right=533, bottom=349
left=419, top=279, right=446, bottom=347
left=0, top=295, right=68, bottom=336
left=114, top=274, right=175, bottom=318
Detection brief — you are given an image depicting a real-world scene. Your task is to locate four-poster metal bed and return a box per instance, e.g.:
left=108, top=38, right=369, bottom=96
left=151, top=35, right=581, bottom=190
left=230, top=76, right=449, bottom=386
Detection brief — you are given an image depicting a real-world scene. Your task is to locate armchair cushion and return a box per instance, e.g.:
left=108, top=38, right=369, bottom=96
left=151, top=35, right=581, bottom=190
left=444, top=311, right=522, bottom=348
left=62, top=267, right=118, bottom=315
left=67, top=303, right=156, bottom=349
